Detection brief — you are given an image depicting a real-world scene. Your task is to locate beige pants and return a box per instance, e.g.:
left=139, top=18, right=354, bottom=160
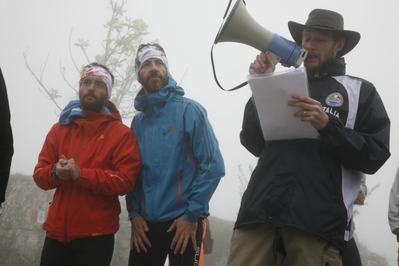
left=226, top=224, right=342, bottom=266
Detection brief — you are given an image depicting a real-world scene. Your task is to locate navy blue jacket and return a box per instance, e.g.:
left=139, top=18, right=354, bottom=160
left=236, top=58, right=390, bottom=251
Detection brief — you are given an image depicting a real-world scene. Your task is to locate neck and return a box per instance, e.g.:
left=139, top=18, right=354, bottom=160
left=81, top=106, right=104, bottom=114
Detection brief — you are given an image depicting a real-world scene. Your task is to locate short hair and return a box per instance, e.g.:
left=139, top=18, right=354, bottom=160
left=81, top=62, right=114, bottom=85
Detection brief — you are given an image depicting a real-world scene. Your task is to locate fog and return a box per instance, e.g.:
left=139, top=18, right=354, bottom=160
left=1, top=0, right=398, bottom=265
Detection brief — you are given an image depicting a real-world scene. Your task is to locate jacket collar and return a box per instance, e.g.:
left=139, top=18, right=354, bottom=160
left=134, top=73, right=184, bottom=115
left=59, top=100, right=121, bottom=126
left=307, top=57, right=346, bottom=80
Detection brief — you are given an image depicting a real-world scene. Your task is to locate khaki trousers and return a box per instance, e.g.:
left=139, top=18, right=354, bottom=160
left=226, top=224, right=342, bottom=266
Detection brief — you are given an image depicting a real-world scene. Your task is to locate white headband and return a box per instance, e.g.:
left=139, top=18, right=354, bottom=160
left=80, top=66, right=113, bottom=100
left=135, top=45, right=169, bottom=80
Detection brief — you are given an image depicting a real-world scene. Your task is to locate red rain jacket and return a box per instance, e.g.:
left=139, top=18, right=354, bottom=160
left=33, top=101, right=140, bottom=243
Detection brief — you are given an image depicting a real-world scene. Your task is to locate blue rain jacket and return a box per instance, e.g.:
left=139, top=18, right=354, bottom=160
left=126, top=74, right=225, bottom=223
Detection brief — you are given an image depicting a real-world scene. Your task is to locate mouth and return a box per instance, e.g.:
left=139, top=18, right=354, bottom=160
left=148, top=76, right=162, bottom=84
left=307, top=54, right=318, bottom=59
left=148, top=74, right=161, bottom=79
left=84, top=94, right=96, bottom=100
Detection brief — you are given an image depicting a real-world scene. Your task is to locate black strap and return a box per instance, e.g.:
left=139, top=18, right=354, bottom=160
left=210, top=44, right=248, bottom=91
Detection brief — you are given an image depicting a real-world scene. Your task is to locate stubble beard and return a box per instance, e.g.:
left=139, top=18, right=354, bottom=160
left=141, top=72, right=167, bottom=94
left=80, top=93, right=107, bottom=113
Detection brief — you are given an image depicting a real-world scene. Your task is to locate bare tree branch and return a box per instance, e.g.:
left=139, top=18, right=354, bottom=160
left=23, top=51, right=63, bottom=111
left=24, top=0, right=150, bottom=119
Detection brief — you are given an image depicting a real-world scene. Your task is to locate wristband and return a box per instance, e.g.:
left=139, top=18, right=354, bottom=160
left=51, top=165, right=60, bottom=180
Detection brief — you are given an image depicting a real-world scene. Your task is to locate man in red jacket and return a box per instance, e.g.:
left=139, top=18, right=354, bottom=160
left=33, top=62, right=141, bottom=266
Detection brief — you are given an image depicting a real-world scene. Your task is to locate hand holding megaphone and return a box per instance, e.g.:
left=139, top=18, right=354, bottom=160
left=249, top=52, right=277, bottom=75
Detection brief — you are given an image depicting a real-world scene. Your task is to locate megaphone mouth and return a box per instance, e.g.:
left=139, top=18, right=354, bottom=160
left=214, top=0, right=244, bottom=44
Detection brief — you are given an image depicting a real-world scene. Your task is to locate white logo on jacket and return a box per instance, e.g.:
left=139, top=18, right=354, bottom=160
left=325, top=92, right=344, bottom=107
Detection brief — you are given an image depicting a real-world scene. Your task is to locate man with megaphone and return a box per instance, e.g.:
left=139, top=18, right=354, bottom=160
left=227, top=9, right=390, bottom=266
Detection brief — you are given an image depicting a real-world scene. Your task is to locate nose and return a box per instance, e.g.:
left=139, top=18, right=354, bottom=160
left=148, top=61, right=159, bottom=71
left=304, top=39, right=316, bottom=50
left=84, top=82, right=96, bottom=94
left=88, top=82, right=95, bottom=91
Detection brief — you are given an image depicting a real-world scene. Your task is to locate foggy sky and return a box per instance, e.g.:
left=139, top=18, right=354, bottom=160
left=1, top=0, right=398, bottom=265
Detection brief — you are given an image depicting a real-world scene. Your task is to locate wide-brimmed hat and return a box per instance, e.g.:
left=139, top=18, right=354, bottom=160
left=288, top=9, right=361, bottom=58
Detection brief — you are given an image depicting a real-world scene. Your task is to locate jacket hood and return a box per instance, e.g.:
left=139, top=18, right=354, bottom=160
left=59, top=100, right=121, bottom=126
left=134, top=73, right=184, bottom=114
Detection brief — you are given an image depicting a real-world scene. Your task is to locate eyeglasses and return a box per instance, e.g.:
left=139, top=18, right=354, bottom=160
left=81, top=80, right=107, bottom=89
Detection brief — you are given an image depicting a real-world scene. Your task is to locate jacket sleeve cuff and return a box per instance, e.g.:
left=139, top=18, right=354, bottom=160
left=318, top=114, right=346, bottom=144
left=128, top=211, right=141, bottom=220
left=184, top=210, right=199, bottom=223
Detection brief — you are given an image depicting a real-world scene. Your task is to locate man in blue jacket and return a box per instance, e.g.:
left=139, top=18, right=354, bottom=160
left=227, top=9, right=390, bottom=266
left=126, top=43, right=225, bottom=266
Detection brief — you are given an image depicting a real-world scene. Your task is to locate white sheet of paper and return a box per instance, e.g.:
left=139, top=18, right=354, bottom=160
left=247, top=67, right=319, bottom=141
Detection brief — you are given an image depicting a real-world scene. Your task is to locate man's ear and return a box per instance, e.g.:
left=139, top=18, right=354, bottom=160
left=335, top=38, right=346, bottom=53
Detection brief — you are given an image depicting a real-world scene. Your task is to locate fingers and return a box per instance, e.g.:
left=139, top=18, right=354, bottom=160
left=180, top=236, right=197, bottom=254
left=190, top=236, right=197, bottom=251
left=58, top=155, right=69, bottom=167
left=130, top=216, right=151, bottom=253
left=56, top=163, right=70, bottom=181
left=66, top=159, right=80, bottom=181
left=288, top=94, right=329, bottom=130
left=133, top=235, right=149, bottom=253
left=249, top=53, right=275, bottom=74
left=253, top=54, right=267, bottom=73
left=289, top=94, right=317, bottom=105
left=355, top=190, right=365, bottom=205
left=169, top=217, right=197, bottom=254
left=288, top=94, right=320, bottom=114
left=174, top=237, right=188, bottom=254
left=292, top=110, right=309, bottom=118
left=55, top=155, right=74, bottom=180
left=172, top=236, right=195, bottom=255
left=60, top=154, right=68, bottom=161
left=263, top=53, right=276, bottom=73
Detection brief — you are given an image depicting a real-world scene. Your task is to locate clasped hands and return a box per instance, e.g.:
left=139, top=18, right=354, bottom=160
left=54, top=155, right=80, bottom=181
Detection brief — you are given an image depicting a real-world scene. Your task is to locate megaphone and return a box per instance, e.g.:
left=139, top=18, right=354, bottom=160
left=214, top=0, right=308, bottom=68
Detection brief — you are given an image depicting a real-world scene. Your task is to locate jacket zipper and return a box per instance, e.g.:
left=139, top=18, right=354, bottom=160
left=64, top=118, right=85, bottom=244
left=63, top=180, right=73, bottom=244
left=177, top=171, right=182, bottom=205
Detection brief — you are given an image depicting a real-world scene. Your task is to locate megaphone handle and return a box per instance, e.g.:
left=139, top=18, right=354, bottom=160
left=249, top=52, right=280, bottom=75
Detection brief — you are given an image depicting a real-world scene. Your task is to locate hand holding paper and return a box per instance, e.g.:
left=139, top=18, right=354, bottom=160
left=247, top=67, right=319, bottom=140
left=288, top=93, right=329, bottom=130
